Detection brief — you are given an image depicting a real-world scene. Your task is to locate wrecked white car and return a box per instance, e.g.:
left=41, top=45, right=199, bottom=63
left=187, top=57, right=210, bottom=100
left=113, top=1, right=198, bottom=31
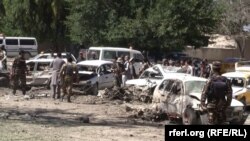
left=222, top=70, right=250, bottom=106
left=152, top=74, right=244, bottom=125
left=31, top=52, right=77, bottom=63
left=126, top=64, right=182, bottom=87
left=74, top=60, right=114, bottom=95
left=26, top=59, right=53, bottom=89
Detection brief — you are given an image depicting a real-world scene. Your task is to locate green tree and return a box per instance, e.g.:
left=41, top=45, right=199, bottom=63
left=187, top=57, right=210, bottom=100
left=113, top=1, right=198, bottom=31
left=66, top=0, right=221, bottom=51
left=218, top=0, right=250, bottom=58
left=0, top=0, right=68, bottom=51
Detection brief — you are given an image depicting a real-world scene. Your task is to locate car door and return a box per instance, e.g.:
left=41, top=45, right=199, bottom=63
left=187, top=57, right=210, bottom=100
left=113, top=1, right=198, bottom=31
left=104, top=64, right=115, bottom=88
left=26, top=62, right=36, bottom=85
left=165, top=80, right=184, bottom=116
left=97, top=64, right=114, bottom=89
left=32, top=62, right=51, bottom=85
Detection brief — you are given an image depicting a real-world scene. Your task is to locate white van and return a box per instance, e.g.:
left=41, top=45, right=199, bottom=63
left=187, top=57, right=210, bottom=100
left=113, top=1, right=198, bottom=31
left=0, top=37, right=38, bottom=58
left=87, top=47, right=145, bottom=75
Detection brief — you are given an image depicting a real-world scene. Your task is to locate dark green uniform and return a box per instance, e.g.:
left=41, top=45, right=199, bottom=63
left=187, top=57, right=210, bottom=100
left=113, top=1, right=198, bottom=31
left=60, top=62, right=78, bottom=102
left=12, top=56, right=27, bottom=95
left=201, top=73, right=232, bottom=124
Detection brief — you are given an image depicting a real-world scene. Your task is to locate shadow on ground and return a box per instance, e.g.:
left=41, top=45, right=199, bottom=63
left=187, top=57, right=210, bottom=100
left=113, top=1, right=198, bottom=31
left=0, top=107, right=164, bottom=129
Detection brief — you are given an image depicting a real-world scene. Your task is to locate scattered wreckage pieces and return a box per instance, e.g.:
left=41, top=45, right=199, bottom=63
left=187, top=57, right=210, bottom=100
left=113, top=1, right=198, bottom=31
left=98, top=86, right=153, bottom=103
left=126, top=105, right=168, bottom=122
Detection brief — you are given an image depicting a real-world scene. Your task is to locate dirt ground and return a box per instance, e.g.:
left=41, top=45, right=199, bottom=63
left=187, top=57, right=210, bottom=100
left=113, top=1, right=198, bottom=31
left=0, top=87, right=165, bottom=141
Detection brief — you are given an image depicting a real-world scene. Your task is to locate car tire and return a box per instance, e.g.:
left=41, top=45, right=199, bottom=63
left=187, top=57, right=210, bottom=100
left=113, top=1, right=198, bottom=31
left=182, top=108, right=197, bottom=125
left=46, top=79, right=51, bottom=90
left=92, top=84, right=98, bottom=95
left=0, top=77, right=9, bottom=87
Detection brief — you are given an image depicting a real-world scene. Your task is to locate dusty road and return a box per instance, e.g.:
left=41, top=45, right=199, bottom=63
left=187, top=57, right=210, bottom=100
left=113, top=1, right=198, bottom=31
left=0, top=87, right=164, bottom=141
left=1, top=86, right=250, bottom=141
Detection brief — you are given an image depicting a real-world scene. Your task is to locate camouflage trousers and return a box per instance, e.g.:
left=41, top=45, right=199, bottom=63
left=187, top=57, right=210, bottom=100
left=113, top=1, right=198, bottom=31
left=114, top=75, right=121, bottom=87
left=13, top=74, right=26, bottom=95
left=207, top=107, right=226, bottom=125
left=62, top=76, right=73, bottom=102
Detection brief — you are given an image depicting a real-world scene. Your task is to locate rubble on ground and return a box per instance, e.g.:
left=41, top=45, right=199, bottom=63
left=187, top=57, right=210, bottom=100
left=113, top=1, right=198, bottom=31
left=98, top=86, right=153, bottom=103
left=125, top=105, right=168, bottom=122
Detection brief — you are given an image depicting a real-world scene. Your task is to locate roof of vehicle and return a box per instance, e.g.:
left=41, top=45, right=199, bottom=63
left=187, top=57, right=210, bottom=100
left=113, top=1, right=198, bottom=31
left=77, top=60, right=113, bottom=66
left=0, top=37, right=36, bottom=40
left=26, top=58, right=54, bottom=63
left=163, top=74, right=207, bottom=82
left=222, top=71, right=250, bottom=78
left=146, top=64, right=184, bottom=76
left=89, top=47, right=141, bottom=53
left=37, top=52, right=73, bottom=56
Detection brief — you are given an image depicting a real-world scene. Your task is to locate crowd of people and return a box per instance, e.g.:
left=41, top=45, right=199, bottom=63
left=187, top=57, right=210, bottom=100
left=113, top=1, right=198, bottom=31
left=111, top=55, right=151, bottom=87
left=6, top=49, right=234, bottom=125
left=161, top=58, right=212, bottom=78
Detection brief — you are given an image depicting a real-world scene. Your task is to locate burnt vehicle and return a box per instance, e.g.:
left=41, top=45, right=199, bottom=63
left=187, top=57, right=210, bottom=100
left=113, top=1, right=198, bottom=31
left=152, top=74, right=244, bottom=125
left=26, top=59, right=53, bottom=89
left=73, top=60, right=114, bottom=95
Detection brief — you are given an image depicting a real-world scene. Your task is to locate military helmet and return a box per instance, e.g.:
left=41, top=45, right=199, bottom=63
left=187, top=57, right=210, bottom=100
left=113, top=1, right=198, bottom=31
left=212, top=61, right=221, bottom=69
left=19, top=50, right=25, bottom=55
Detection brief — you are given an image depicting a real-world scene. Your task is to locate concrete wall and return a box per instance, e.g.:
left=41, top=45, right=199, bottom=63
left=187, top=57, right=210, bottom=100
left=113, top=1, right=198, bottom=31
left=184, top=38, right=250, bottom=61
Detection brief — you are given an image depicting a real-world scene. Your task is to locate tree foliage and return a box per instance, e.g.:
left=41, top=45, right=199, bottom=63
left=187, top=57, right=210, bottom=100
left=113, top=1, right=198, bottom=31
left=66, top=0, right=221, bottom=51
left=0, top=0, right=221, bottom=51
left=218, top=0, right=250, bottom=58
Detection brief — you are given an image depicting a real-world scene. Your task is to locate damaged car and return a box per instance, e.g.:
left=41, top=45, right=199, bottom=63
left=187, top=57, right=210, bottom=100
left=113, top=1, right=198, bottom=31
left=152, top=74, right=244, bottom=125
left=73, top=60, right=114, bottom=95
left=126, top=64, right=182, bottom=87
left=222, top=63, right=250, bottom=106
left=26, top=59, right=53, bottom=89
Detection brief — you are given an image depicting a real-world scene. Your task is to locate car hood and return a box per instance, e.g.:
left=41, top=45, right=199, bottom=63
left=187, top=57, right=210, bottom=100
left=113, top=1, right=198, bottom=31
left=78, top=71, right=95, bottom=75
left=126, top=79, right=161, bottom=86
left=189, top=92, right=244, bottom=107
left=232, top=87, right=245, bottom=96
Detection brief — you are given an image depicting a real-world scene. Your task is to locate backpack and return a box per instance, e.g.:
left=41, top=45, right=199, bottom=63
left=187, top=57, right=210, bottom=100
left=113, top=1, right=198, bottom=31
left=208, top=76, right=228, bottom=99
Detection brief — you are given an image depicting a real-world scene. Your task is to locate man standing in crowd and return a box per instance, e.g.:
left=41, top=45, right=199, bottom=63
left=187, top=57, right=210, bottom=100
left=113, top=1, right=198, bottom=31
left=128, top=58, right=137, bottom=79
left=77, top=52, right=85, bottom=63
left=50, top=52, right=65, bottom=99
left=201, top=61, right=232, bottom=125
left=11, top=50, right=27, bottom=95
left=185, top=60, right=193, bottom=76
left=112, top=57, right=123, bottom=87
left=60, top=57, right=78, bottom=102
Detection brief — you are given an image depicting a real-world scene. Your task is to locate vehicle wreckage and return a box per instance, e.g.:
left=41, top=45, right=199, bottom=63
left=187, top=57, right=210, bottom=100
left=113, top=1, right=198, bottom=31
left=151, top=73, right=244, bottom=125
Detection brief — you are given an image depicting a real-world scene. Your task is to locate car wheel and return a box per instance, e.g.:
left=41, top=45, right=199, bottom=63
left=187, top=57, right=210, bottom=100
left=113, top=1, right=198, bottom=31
left=92, top=84, right=98, bottom=95
left=0, top=77, right=9, bottom=87
left=182, top=108, right=197, bottom=125
left=46, top=79, right=51, bottom=90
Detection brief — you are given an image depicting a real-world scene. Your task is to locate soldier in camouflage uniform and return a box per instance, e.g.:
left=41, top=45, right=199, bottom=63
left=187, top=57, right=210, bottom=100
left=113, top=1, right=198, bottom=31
left=201, top=61, right=232, bottom=125
left=60, top=57, right=78, bottom=102
left=11, top=50, right=27, bottom=95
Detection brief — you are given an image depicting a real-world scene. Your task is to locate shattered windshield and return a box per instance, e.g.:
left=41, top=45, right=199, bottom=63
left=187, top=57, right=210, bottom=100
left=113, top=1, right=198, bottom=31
left=185, top=81, right=206, bottom=94
left=78, top=65, right=98, bottom=72
left=226, top=77, right=245, bottom=88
